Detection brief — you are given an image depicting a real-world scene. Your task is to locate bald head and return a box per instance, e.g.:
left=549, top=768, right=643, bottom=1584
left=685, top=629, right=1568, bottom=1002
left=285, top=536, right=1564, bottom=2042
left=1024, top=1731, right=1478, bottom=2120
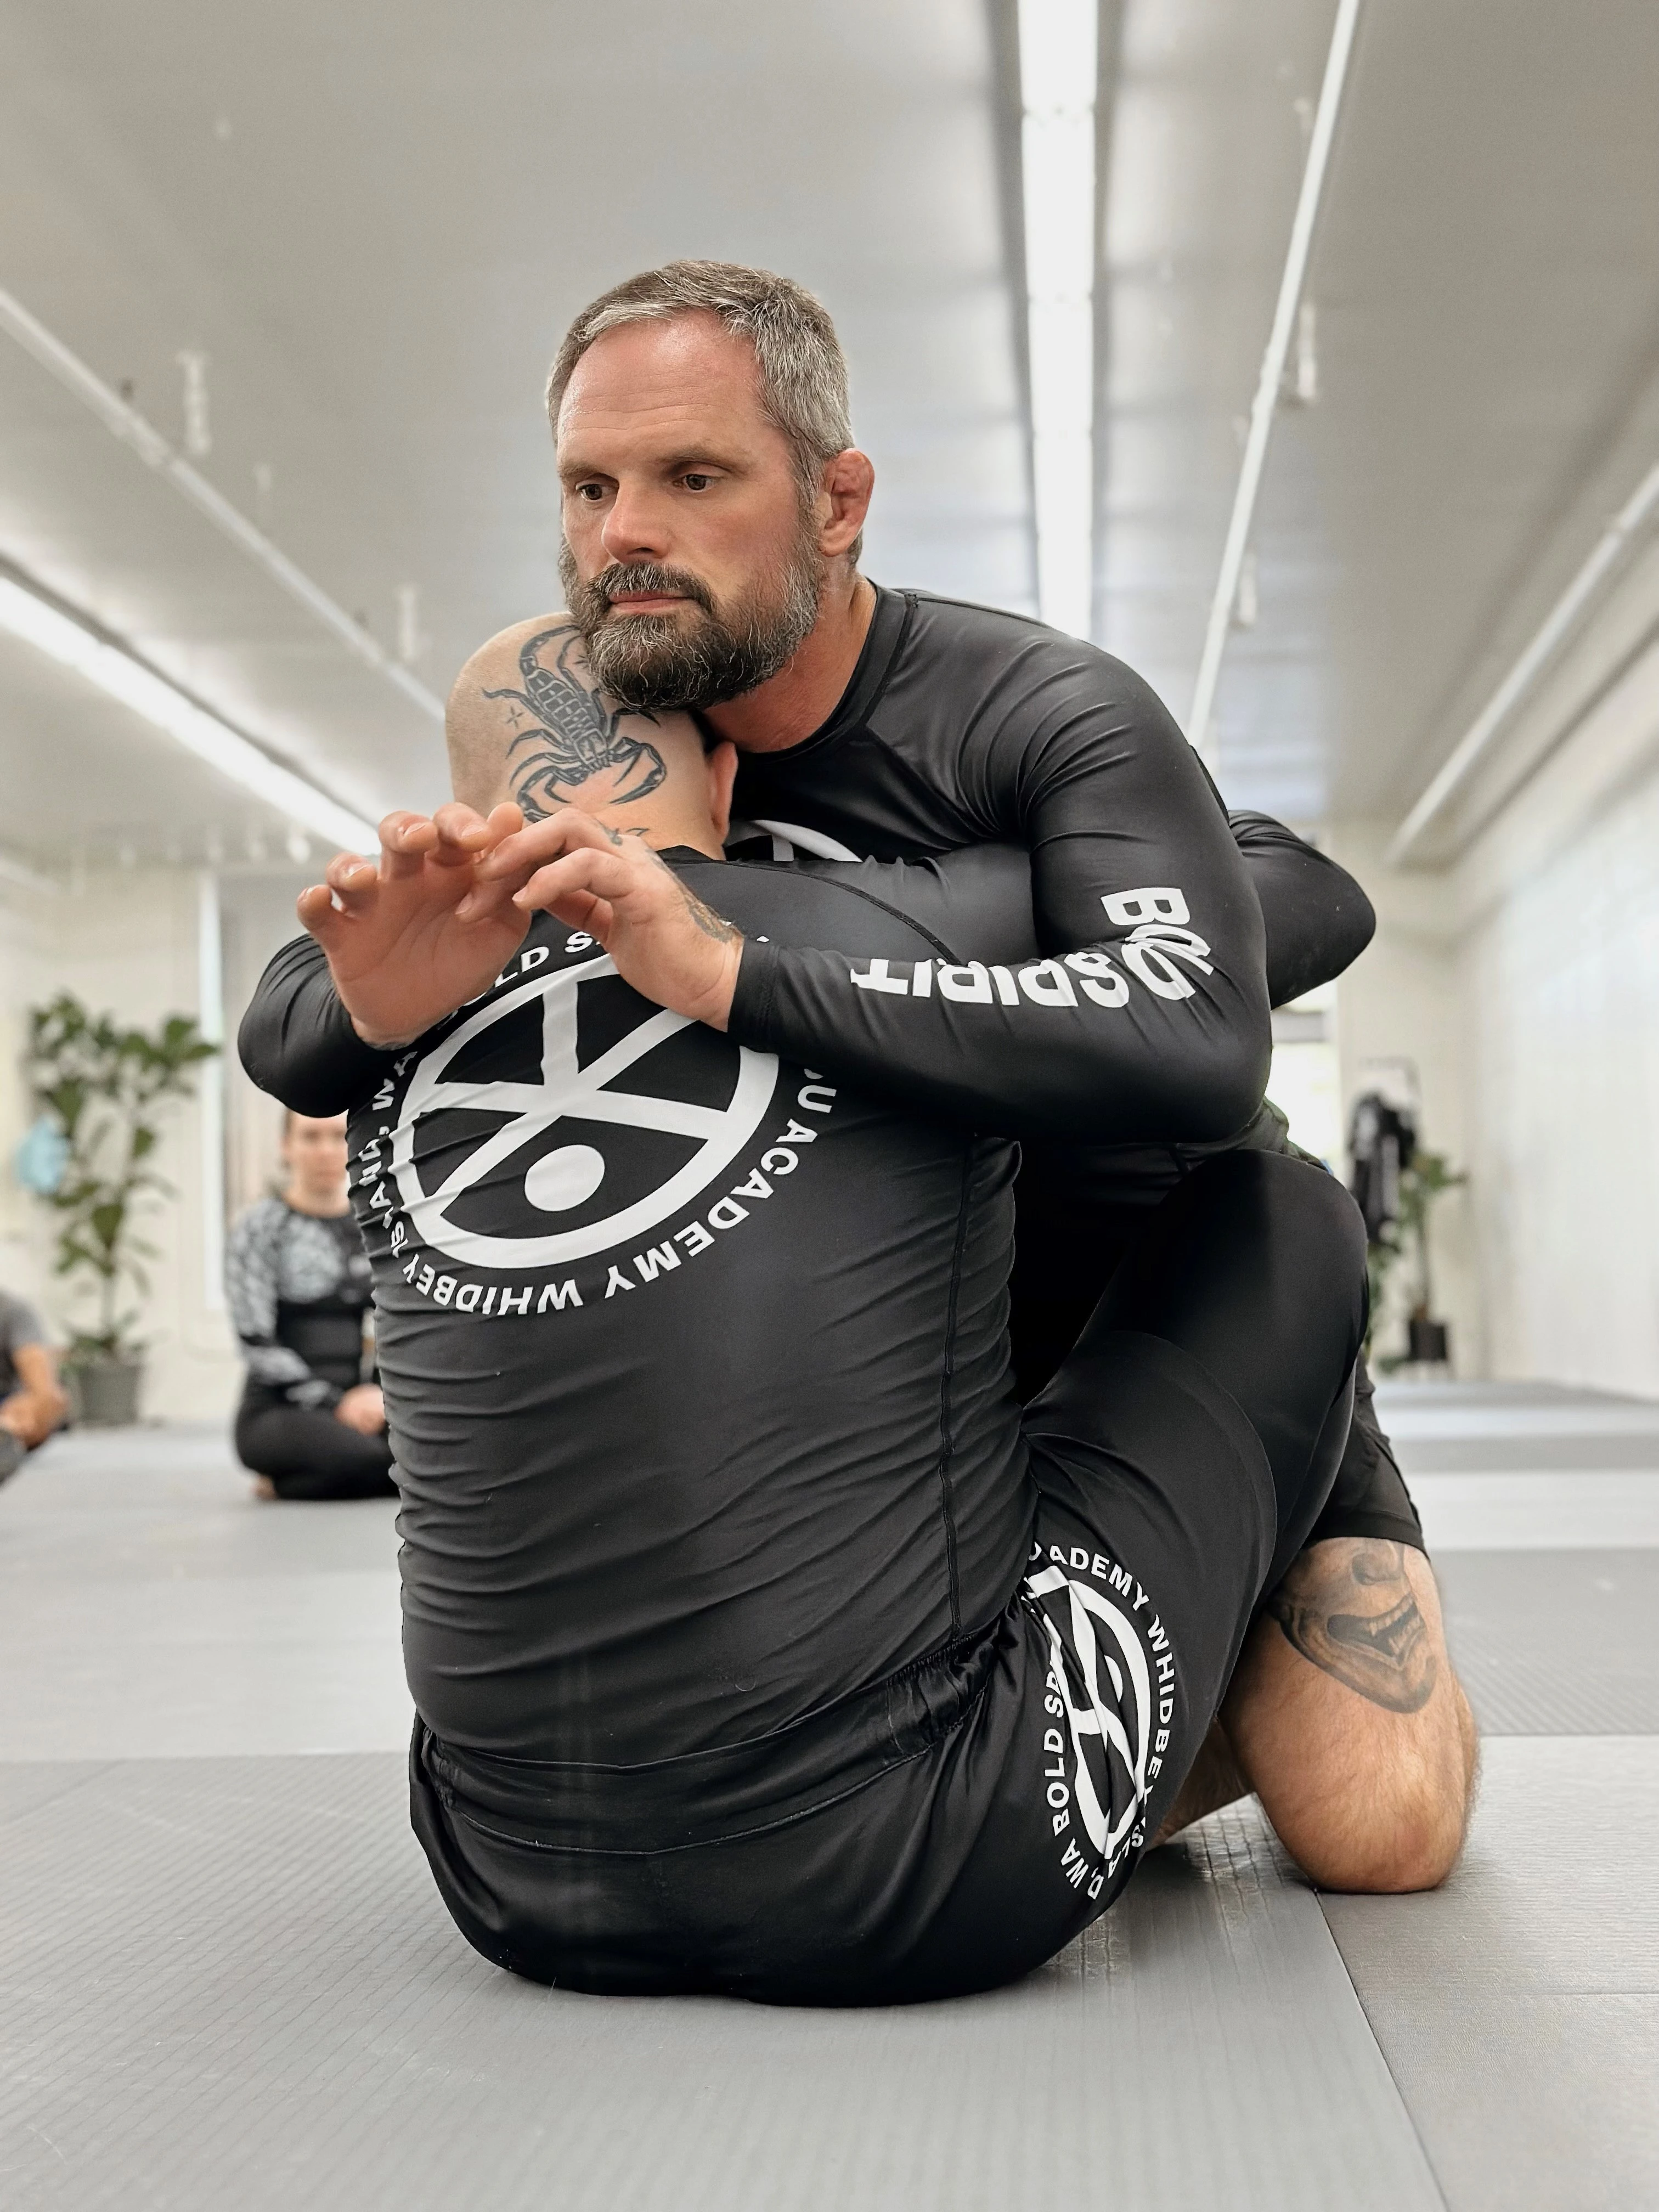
left=447, top=616, right=735, bottom=857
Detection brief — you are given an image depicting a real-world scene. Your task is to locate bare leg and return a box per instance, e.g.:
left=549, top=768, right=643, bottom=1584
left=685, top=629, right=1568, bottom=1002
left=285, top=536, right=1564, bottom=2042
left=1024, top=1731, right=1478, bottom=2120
left=1216, top=1538, right=1477, bottom=1890
left=1152, top=1718, right=1248, bottom=1844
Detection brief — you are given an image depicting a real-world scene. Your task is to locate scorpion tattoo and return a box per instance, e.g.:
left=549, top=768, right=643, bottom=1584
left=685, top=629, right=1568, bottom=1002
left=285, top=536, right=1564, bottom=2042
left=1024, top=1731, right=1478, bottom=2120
left=484, top=627, right=667, bottom=817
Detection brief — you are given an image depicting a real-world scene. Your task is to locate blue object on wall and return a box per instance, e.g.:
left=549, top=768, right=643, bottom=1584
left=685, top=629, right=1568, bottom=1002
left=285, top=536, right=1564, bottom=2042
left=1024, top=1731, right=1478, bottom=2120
left=15, top=1115, right=69, bottom=1197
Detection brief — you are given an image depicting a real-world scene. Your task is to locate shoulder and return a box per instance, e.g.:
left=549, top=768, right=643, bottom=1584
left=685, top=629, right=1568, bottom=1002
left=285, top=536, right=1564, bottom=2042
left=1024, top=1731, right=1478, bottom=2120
left=0, top=1292, right=44, bottom=1347
left=901, top=590, right=1114, bottom=665
left=894, top=591, right=1182, bottom=727
left=229, top=1197, right=287, bottom=1249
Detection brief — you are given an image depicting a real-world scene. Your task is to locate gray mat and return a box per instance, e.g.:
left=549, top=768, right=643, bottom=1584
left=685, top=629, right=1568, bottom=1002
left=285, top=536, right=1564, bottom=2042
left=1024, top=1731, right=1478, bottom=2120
left=1380, top=1381, right=1659, bottom=1475
left=0, top=1433, right=409, bottom=1761
left=0, top=1762, right=110, bottom=1827
left=0, top=1756, right=1441, bottom=2212
left=0, top=1425, right=400, bottom=1583
left=1435, top=1549, right=1659, bottom=1735
left=1405, top=1471, right=1659, bottom=1551
left=1393, top=1431, right=1659, bottom=1472
left=1375, top=1381, right=1659, bottom=1421
left=1323, top=1737, right=1659, bottom=2212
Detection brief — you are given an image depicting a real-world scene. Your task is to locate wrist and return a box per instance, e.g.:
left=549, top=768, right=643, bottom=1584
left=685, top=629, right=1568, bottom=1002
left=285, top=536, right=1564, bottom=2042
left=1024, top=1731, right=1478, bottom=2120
left=723, top=936, right=778, bottom=1046
left=694, top=941, right=742, bottom=1033
left=348, top=1013, right=421, bottom=1051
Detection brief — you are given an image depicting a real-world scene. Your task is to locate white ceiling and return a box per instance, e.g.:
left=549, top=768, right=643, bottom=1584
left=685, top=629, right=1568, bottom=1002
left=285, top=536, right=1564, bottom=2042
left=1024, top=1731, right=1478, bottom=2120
left=0, top=0, right=1029, bottom=867
left=2, top=0, right=1656, bottom=866
left=1104, top=0, right=1659, bottom=822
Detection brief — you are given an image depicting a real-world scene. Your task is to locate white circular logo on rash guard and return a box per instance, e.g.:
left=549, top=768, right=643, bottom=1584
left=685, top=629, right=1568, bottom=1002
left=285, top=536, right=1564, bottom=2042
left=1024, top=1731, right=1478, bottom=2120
left=391, top=955, right=778, bottom=1268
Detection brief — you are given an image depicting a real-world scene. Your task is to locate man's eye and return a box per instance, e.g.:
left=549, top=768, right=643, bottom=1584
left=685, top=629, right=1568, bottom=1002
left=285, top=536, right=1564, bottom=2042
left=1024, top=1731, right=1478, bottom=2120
left=681, top=473, right=712, bottom=492
left=573, top=483, right=606, bottom=503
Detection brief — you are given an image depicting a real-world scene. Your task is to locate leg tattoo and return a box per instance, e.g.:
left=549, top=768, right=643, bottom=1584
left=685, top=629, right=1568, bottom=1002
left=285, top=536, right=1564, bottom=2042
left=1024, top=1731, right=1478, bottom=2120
left=1266, top=1539, right=1437, bottom=1714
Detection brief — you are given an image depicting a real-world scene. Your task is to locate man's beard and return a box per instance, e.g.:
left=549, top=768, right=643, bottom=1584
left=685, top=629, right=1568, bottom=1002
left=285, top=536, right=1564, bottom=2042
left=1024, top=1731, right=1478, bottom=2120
left=559, top=532, right=823, bottom=713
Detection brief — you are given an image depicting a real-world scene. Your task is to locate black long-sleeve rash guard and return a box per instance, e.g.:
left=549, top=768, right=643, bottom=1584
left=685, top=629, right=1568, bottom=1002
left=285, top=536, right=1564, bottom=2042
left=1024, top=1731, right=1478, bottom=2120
left=238, top=817, right=1369, bottom=1148
left=235, top=842, right=1373, bottom=1761
left=725, top=588, right=1280, bottom=1146
left=243, top=859, right=1032, bottom=1765
left=1226, top=811, right=1374, bottom=1007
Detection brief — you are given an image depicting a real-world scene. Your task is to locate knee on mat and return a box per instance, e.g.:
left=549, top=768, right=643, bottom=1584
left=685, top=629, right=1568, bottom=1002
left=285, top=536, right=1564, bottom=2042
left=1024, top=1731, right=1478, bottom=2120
left=1295, top=1759, right=1474, bottom=1895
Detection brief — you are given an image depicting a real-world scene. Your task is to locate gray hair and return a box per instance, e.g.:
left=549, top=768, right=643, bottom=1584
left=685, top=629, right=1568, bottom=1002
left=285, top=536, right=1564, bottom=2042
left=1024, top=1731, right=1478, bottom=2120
left=547, top=260, right=856, bottom=510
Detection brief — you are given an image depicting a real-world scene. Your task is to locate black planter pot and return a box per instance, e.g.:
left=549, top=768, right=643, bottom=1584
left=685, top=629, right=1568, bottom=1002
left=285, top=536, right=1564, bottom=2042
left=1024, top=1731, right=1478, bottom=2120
left=1407, top=1317, right=1450, bottom=1367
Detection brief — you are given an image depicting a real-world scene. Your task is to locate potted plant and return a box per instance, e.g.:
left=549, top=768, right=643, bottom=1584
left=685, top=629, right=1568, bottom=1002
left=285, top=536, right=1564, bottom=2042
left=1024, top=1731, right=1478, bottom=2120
left=21, top=994, right=218, bottom=1426
left=1365, top=1147, right=1468, bottom=1371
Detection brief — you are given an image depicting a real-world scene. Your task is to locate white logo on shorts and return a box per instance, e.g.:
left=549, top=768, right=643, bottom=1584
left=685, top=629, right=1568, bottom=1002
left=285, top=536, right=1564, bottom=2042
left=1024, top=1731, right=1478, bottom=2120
left=1025, top=1545, right=1176, bottom=1899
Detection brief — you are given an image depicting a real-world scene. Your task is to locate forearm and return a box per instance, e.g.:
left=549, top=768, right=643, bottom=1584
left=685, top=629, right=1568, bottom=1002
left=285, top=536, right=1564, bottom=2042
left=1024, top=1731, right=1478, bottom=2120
left=239, top=1342, right=341, bottom=1408
left=1, top=1386, right=64, bottom=1445
left=724, top=756, right=1278, bottom=1141
left=727, top=936, right=1268, bottom=1142
left=239, top=936, right=396, bottom=1115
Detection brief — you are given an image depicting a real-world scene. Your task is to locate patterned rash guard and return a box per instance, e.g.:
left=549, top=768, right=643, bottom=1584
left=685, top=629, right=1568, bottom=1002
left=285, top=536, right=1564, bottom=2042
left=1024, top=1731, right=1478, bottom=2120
left=224, top=1199, right=374, bottom=1408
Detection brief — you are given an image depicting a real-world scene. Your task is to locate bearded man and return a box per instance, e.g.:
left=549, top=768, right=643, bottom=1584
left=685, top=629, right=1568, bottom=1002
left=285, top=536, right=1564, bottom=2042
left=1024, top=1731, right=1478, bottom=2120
left=427, top=261, right=1473, bottom=1893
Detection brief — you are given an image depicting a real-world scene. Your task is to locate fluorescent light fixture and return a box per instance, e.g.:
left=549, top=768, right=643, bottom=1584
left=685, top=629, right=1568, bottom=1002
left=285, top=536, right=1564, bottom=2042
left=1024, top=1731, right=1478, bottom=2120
left=1187, top=0, right=1363, bottom=765
left=0, top=283, right=443, bottom=726
left=1019, top=0, right=1098, bottom=639
left=1387, top=454, right=1659, bottom=865
left=0, top=844, right=61, bottom=896
left=0, top=574, right=380, bottom=854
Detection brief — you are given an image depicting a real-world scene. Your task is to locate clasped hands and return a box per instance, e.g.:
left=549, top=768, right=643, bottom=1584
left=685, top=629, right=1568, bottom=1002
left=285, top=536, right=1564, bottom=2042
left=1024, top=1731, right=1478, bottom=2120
left=297, top=805, right=744, bottom=1050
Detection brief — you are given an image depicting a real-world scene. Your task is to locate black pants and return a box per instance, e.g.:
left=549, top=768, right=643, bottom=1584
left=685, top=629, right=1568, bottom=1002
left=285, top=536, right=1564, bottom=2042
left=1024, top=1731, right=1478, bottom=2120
left=234, top=1389, right=397, bottom=1501
left=411, top=1152, right=1368, bottom=2005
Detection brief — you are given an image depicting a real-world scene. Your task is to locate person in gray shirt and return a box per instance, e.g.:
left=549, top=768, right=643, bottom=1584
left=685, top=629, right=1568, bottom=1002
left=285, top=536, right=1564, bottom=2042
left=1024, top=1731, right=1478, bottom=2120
left=0, top=1290, right=67, bottom=1486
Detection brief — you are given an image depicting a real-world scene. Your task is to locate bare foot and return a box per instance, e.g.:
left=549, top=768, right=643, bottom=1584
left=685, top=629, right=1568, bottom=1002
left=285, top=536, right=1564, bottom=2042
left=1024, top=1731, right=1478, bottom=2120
left=252, top=1476, right=278, bottom=1502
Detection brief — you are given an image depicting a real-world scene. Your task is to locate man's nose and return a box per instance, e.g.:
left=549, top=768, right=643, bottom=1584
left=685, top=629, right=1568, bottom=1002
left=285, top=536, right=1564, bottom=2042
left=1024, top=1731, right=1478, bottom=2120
left=600, top=481, right=673, bottom=565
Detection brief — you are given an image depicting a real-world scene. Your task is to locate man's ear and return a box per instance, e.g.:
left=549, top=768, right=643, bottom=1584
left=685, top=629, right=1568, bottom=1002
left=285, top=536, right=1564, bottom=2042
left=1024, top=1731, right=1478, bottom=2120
left=706, top=740, right=739, bottom=846
left=819, top=449, right=874, bottom=560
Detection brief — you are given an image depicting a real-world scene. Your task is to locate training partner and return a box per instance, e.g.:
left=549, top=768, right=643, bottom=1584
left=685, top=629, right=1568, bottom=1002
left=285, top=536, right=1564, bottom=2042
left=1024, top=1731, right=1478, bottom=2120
left=242, top=715, right=1369, bottom=2002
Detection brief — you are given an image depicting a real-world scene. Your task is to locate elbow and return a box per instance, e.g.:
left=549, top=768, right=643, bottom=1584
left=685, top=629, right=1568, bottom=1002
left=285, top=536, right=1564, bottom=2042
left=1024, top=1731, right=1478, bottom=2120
left=1179, top=1028, right=1271, bottom=1143
left=235, top=1006, right=274, bottom=1095
left=1337, top=887, right=1376, bottom=969
left=236, top=1017, right=328, bottom=1118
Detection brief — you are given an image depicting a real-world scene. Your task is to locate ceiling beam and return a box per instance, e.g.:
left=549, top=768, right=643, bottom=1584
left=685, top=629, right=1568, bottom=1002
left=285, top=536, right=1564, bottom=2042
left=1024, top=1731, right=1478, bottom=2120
left=1088, top=1, right=1125, bottom=647
left=0, top=283, right=443, bottom=725
left=0, top=557, right=379, bottom=853
left=1018, top=0, right=1101, bottom=639
left=986, top=0, right=1039, bottom=618
left=1186, top=0, right=1364, bottom=768
left=1387, top=456, right=1659, bottom=865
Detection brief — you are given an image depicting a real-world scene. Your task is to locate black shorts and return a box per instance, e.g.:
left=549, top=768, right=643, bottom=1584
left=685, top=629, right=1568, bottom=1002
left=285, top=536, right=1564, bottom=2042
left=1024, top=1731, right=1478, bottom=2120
left=1317, top=1360, right=1423, bottom=1551
left=410, top=1153, right=1367, bottom=2005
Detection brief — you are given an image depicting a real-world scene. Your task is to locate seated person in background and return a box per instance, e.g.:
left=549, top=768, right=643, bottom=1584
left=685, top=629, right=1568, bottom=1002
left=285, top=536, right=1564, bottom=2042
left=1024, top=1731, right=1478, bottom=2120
left=225, top=1110, right=395, bottom=1502
left=0, top=1289, right=69, bottom=1486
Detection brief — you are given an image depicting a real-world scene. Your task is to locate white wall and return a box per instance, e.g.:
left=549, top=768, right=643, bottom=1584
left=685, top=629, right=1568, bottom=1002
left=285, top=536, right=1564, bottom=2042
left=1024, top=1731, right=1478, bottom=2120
left=1452, top=625, right=1659, bottom=1396
left=221, top=871, right=315, bottom=1218
left=1332, top=545, right=1659, bottom=1395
